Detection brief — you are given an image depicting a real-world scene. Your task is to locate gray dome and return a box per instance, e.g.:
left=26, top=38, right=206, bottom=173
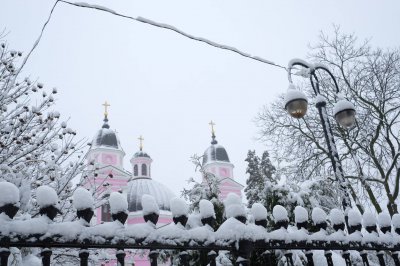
left=202, top=143, right=230, bottom=165
left=127, top=178, right=176, bottom=212
left=92, top=128, right=121, bottom=149
left=133, top=150, right=151, bottom=158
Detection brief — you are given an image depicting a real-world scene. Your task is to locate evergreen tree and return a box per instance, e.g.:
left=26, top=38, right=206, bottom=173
left=244, top=150, right=262, bottom=207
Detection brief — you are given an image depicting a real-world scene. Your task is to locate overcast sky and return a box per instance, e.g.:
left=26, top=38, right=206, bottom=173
left=1, top=0, right=400, bottom=196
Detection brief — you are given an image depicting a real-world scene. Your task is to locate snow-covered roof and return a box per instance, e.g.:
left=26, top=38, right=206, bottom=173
left=203, top=142, right=230, bottom=165
left=127, top=178, right=176, bottom=213
left=91, top=127, right=122, bottom=150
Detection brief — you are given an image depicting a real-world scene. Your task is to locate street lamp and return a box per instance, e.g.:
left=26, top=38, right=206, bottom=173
left=285, top=59, right=355, bottom=218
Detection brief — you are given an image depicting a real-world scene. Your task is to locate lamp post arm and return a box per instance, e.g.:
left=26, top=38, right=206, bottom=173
left=314, top=65, right=340, bottom=94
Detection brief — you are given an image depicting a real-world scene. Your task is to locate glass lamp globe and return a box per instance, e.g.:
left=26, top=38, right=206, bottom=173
left=333, top=99, right=356, bottom=128
left=284, top=85, right=308, bottom=119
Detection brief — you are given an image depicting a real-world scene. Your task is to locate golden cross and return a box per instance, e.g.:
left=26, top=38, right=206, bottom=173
left=209, top=120, right=216, bottom=136
left=138, top=135, right=144, bottom=151
left=102, top=101, right=110, bottom=116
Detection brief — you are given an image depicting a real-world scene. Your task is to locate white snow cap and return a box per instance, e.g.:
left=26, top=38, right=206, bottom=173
left=362, top=211, right=377, bottom=227
left=348, top=209, right=362, bottom=227
left=311, top=207, right=327, bottom=225
left=284, top=84, right=307, bottom=107
left=0, top=181, right=20, bottom=207
left=225, top=204, right=246, bottom=219
left=378, top=212, right=391, bottom=228
left=392, top=213, right=400, bottom=228
left=223, top=193, right=242, bottom=208
left=273, top=205, right=288, bottom=223
left=329, top=208, right=345, bottom=225
left=199, top=199, right=215, bottom=219
left=170, top=197, right=189, bottom=217
left=141, top=194, right=159, bottom=215
left=72, top=188, right=94, bottom=210
left=294, top=206, right=308, bottom=224
left=36, top=185, right=58, bottom=208
left=109, top=192, right=128, bottom=214
left=333, top=98, right=355, bottom=116
left=251, top=203, right=268, bottom=221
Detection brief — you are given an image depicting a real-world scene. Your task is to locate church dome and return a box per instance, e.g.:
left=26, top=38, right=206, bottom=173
left=133, top=150, right=151, bottom=159
left=127, top=178, right=176, bottom=212
left=91, top=116, right=122, bottom=150
left=202, top=134, right=230, bottom=165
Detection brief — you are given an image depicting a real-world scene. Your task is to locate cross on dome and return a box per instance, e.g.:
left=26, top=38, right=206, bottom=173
left=102, top=101, right=110, bottom=117
left=209, top=120, right=217, bottom=144
left=138, top=135, right=144, bottom=151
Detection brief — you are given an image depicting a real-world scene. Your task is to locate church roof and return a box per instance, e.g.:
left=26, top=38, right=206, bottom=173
left=91, top=116, right=122, bottom=150
left=127, top=178, right=176, bottom=212
left=202, top=136, right=230, bottom=165
left=132, top=150, right=151, bottom=159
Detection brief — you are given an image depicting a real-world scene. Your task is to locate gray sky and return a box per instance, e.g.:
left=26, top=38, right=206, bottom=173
left=1, top=0, right=400, bottom=196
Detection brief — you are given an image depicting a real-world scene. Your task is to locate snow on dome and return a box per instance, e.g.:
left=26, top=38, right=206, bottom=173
left=311, top=207, right=327, bottom=225
left=362, top=211, right=377, bottom=227
left=170, top=197, right=189, bottom=217
left=392, top=214, right=400, bottom=228
left=0, top=181, right=20, bottom=207
left=294, top=206, right=308, bottom=224
left=72, top=188, right=93, bottom=210
left=284, top=84, right=307, bottom=107
left=141, top=194, right=159, bottom=215
left=224, top=193, right=242, bottom=208
left=36, top=185, right=58, bottom=208
left=333, top=99, right=355, bottom=116
left=273, top=205, right=288, bottom=223
left=127, top=178, right=175, bottom=212
left=202, top=143, right=230, bottom=165
left=348, top=209, right=362, bottom=227
left=225, top=204, right=246, bottom=219
left=199, top=199, right=215, bottom=219
left=329, top=209, right=345, bottom=225
left=109, top=192, right=128, bottom=214
left=251, top=203, right=267, bottom=221
left=92, top=127, right=122, bottom=150
left=378, top=212, right=391, bottom=228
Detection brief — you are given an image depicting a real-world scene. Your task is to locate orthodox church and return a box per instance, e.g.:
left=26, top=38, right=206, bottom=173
left=84, top=103, right=243, bottom=265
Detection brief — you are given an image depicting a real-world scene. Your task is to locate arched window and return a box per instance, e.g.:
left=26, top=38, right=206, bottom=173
left=134, top=164, right=138, bottom=176
left=141, top=164, right=147, bottom=176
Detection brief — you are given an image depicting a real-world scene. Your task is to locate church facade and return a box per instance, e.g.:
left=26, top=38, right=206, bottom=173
left=84, top=108, right=243, bottom=265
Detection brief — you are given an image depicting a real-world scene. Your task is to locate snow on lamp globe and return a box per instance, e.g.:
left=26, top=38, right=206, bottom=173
left=284, top=84, right=308, bottom=119
left=333, top=96, right=356, bottom=128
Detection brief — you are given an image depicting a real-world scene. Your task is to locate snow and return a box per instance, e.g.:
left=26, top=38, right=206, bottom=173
left=251, top=203, right=267, bottom=221
left=22, top=255, right=41, bottom=266
left=333, top=99, right=355, bottom=116
left=225, top=204, right=246, bottom=219
left=347, top=209, right=362, bottom=226
left=311, top=207, right=327, bottom=224
left=170, top=197, right=188, bottom=217
left=72, top=187, right=93, bottom=210
left=362, top=211, right=377, bottom=227
left=273, top=205, right=288, bottom=222
left=315, top=94, right=326, bottom=104
left=108, top=192, right=128, bottom=214
left=199, top=199, right=215, bottom=219
left=36, top=185, right=58, bottom=208
left=73, top=2, right=117, bottom=14
left=223, top=193, right=242, bottom=208
left=0, top=181, right=20, bottom=207
left=294, top=206, right=308, bottom=224
left=329, top=208, right=345, bottom=225
left=141, top=194, right=159, bottom=215
left=392, top=213, right=400, bottom=228
left=377, top=212, right=391, bottom=228
left=284, top=84, right=307, bottom=106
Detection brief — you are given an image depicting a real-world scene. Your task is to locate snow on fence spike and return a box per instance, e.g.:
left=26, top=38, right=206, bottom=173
left=0, top=181, right=20, bottom=207
left=393, top=214, right=400, bottom=229
left=329, top=208, right=345, bottom=225
left=109, top=192, right=128, bottom=214
left=272, top=205, right=288, bottom=223
left=223, top=193, right=242, bottom=208
left=36, top=185, right=58, bottom=208
left=170, top=197, right=188, bottom=218
left=141, top=194, right=159, bottom=215
left=311, top=207, right=327, bottom=225
left=225, top=204, right=246, bottom=219
left=251, top=203, right=267, bottom=221
left=362, top=211, right=377, bottom=227
left=199, top=199, right=215, bottom=219
left=348, top=209, right=362, bottom=227
left=72, top=187, right=93, bottom=211
left=378, top=212, right=391, bottom=228
left=294, top=206, right=308, bottom=224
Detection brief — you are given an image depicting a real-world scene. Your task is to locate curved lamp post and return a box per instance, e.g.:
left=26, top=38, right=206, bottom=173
left=285, top=59, right=355, bottom=219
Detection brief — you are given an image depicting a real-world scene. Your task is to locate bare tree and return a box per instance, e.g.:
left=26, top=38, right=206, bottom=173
left=257, top=27, right=400, bottom=215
